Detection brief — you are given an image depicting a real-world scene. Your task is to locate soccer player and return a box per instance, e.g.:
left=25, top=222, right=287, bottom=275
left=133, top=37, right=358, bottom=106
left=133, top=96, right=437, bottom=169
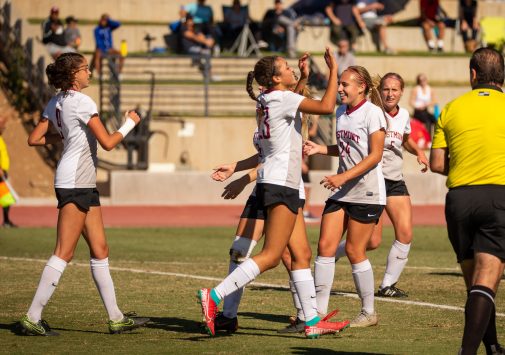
left=198, top=48, right=349, bottom=338
left=333, top=73, right=429, bottom=298
left=430, top=48, right=505, bottom=355
left=20, top=52, right=148, bottom=336
left=304, top=65, right=387, bottom=328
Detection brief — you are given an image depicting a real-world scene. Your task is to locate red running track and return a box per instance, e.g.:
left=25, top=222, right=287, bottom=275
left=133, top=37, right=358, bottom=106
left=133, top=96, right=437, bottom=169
left=6, top=205, right=446, bottom=228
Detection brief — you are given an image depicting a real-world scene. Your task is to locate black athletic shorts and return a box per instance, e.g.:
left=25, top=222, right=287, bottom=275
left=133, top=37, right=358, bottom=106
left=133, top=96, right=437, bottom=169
left=385, top=179, right=410, bottom=197
left=240, top=195, right=266, bottom=220
left=446, top=185, right=505, bottom=263
left=323, top=199, right=384, bottom=224
left=55, top=188, right=101, bottom=212
left=256, top=183, right=301, bottom=215
left=302, top=172, right=310, bottom=183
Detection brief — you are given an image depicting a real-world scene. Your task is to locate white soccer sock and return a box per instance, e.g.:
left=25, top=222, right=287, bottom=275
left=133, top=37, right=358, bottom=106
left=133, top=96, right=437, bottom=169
left=437, top=39, right=444, bottom=48
left=214, top=258, right=260, bottom=300
left=291, top=269, right=318, bottom=323
left=314, top=256, right=335, bottom=315
left=335, top=239, right=347, bottom=261
left=27, top=255, right=67, bottom=322
left=352, top=259, right=375, bottom=314
left=90, top=258, right=124, bottom=321
left=428, top=39, right=435, bottom=49
left=223, top=236, right=258, bottom=318
left=381, top=240, right=411, bottom=289
left=289, top=279, right=305, bottom=321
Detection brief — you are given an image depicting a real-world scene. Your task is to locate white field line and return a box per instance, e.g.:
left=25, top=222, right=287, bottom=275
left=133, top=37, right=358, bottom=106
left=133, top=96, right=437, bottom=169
left=2, top=256, right=503, bottom=317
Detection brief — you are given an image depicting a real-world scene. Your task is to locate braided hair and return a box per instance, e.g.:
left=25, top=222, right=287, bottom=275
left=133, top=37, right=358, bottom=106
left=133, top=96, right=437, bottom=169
left=245, top=56, right=280, bottom=101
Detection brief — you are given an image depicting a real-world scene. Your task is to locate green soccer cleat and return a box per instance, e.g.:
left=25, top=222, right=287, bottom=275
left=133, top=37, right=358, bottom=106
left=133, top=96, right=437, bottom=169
left=108, top=315, right=150, bottom=334
left=19, top=315, right=59, bottom=336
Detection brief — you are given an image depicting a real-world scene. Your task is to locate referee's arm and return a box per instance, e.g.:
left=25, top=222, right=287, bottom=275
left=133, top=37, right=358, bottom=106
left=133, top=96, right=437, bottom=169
left=430, top=147, right=449, bottom=176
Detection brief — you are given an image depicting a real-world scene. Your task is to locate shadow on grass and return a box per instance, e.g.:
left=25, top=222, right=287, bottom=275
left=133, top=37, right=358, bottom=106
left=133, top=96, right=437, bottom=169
left=291, top=348, right=389, bottom=355
left=145, top=316, right=203, bottom=334
left=238, top=312, right=290, bottom=325
left=429, top=272, right=463, bottom=278
left=2, top=321, right=106, bottom=336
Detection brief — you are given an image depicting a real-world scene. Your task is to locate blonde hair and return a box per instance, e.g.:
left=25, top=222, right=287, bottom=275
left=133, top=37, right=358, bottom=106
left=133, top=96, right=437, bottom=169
left=300, top=86, right=313, bottom=141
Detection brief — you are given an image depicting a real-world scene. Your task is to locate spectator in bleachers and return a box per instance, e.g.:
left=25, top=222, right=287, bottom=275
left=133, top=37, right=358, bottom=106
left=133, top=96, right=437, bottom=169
left=409, top=73, right=437, bottom=135
left=459, top=0, right=479, bottom=53
left=356, top=0, right=394, bottom=53
left=420, top=0, right=445, bottom=52
left=182, top=0, right=220, bottom=54
left=93, top=14, right=124, bottom=76
left=325, top=0, right=366, bottom=51
left=261, top=0, right=299, bottom=58
left=335, top=38, right=356, bottom=79
left=41, top=6, right=76, bottom=59
left=64, top=16, right=81, bottom=50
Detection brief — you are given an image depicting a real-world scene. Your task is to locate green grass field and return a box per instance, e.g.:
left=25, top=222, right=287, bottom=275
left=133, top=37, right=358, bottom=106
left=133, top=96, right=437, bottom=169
left=0, top=226, right=503, bottom=354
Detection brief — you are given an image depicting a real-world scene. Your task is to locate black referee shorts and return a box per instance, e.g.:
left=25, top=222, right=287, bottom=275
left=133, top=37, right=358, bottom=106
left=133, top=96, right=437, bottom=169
left=446, top=185, right=505, bottom=263
left=55, top=188, right=100, bottom=212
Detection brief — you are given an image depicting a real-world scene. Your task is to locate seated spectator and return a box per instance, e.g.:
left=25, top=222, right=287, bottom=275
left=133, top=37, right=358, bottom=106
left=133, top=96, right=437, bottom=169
left=261, top=0, right=299, bottom=58
left=335, top=38, right=356, bottom=79
left=356, top=0, right=394, bottom=53
left=219, top=0, right=261, bottom=50
left=93, top=14, right=124, bottom=76
left=64, top=16, right=81, bottom=50
left=459, top=0, right=479, bottom=53
left=420, top=0, right=445, bottom=52
left=41, top=6, right=75, bottom=59
left=409, top=73, right=437, bottom=136
left=180, top=15, right=217, bottom=78
left=182, top=0, right=220, bottom=54
left=325, top=0, right=366, bottom=50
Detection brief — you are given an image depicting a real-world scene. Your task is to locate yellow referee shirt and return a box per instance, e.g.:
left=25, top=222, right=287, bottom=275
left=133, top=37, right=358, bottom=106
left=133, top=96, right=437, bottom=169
left=0, top=136, right=9, bottom=173
left=432, top=85, right=505, bottom=188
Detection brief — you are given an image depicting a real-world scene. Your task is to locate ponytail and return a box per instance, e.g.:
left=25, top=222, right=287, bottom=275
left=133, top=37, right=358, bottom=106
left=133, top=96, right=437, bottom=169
left=246, top=71, right=258, bottom=102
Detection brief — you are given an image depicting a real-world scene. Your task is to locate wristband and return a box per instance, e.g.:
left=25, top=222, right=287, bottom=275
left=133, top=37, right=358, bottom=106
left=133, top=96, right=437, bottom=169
left=117, top=117, right=136, bottom=138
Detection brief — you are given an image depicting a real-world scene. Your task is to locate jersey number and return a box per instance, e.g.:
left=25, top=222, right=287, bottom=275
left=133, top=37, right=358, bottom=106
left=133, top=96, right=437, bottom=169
left=339, top=141, right=350, bottom=157
left=55, top=108, right=64, bottom=139
left=260, top=106, right=271, bottom=139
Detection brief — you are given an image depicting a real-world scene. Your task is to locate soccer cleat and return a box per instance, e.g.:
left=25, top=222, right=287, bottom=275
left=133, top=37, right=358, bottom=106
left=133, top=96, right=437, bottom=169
left=214, top=312, right=238, bottom=333
left=108, top=315, right=149, bottom=334
left=304, top=318, right=350, bottom=339
left=350, top=310, right=378, bottom=328
left=277, top=317, right=306, bottom=333
left=490, top=344, right=505, bottom=355
left=377, top=283, right=408, bottom=298
left=19, top=315, right=59, bottom=336
left=197, top=288, right=218, bottom=336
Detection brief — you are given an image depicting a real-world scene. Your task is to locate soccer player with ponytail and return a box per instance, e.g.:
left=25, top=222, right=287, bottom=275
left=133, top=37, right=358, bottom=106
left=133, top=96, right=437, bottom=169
left=20, top=52, right=148, bottom=336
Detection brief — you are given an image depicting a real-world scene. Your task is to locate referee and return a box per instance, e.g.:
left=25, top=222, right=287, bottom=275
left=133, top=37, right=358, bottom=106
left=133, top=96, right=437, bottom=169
left=430, top=47, right=505, bottom=355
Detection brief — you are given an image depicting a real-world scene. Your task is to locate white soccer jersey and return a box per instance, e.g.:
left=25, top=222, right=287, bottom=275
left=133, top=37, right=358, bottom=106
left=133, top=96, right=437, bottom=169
left=42, top=90, right=98, bottom=188
left=256, top=90, right=305, bottom=190
left=252, top=127, right=305, bottom=199
left=329, top=100, right=387, bottom=205
left=382, top=107, right=411, bottom=181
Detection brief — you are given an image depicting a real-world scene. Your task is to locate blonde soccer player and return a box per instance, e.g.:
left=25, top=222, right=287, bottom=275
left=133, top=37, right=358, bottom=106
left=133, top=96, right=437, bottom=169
left=304, top=65, right=387, bottom=328
left=21, top=52, right=148, bottom=336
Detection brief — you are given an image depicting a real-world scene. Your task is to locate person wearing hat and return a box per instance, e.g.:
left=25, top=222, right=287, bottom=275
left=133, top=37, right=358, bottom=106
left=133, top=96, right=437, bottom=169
left=41, top=6, right=76, bottom=59
left=64, top=16, right=81, bottom=50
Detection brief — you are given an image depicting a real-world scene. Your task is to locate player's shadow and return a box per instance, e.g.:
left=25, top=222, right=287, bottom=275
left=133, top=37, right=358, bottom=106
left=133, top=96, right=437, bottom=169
left=238, top=311, right=291, bottom=325
left=429, top=272, right=463, bottom=278
left=144, top=316, right=203, bottom=335
left=291, top=348, right=390, bottom=355
left=3, top=321, right=105, bottom=335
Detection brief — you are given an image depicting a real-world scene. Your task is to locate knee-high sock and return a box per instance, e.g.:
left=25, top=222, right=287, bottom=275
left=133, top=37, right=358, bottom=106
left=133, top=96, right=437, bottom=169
left=291, top=269, right=318, bottom=324
left=289, top=279, right=305, bottom=321
left=223, top=236, right=257, bottom=318
left=483, top=302, right=499, bottom=355
left=314, top=256, right=335, bottom=315
left=381, top=240, right=410, bottom=289
left=27, top=255, right=67, bottom=322
left=213, top=258, right=260, bottom=302
left=335, top=240, right=347, bottom=261
left=352, top=259, right=375, bottom=314
left=90, top=258, right=124, bottom=321
left=461, top=285, right=495, bottom=355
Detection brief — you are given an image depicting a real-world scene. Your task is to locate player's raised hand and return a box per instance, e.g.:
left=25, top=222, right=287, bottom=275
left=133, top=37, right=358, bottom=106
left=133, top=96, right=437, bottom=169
left=126, top=110, right=141, bottom=125
left=298, top=52, right=310, bottom=79
left=323, top=46, right=338, bottom=73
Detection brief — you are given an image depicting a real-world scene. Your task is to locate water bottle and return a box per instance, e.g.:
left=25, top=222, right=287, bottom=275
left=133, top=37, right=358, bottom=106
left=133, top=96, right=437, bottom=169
left=120, top=39, right=128, bottom=57
left=433, top=104, right=440, bottom=120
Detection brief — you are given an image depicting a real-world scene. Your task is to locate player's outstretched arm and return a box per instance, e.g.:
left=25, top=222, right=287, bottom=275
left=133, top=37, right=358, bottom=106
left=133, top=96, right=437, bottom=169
left=211, top=153, right=259, bottom=182
left=88, top=110, right=141, bottom=151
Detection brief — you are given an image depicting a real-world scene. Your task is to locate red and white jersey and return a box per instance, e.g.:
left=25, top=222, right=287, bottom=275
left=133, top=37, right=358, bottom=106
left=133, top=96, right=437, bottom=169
left=256, top=90, right=305, bottom=190
left=42, top=90, right=98, bottom=188
left=382, top=107, right=411, bottom=181
left=252, top=128, right=305, bottom=199
left=330, top=100, right=387, bottom=205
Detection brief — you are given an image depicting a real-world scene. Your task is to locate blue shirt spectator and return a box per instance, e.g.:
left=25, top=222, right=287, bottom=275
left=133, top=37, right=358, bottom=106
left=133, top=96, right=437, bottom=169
left=184, top=0, right=214, bottom=25
left=94, top=14, right=121, bottom=52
